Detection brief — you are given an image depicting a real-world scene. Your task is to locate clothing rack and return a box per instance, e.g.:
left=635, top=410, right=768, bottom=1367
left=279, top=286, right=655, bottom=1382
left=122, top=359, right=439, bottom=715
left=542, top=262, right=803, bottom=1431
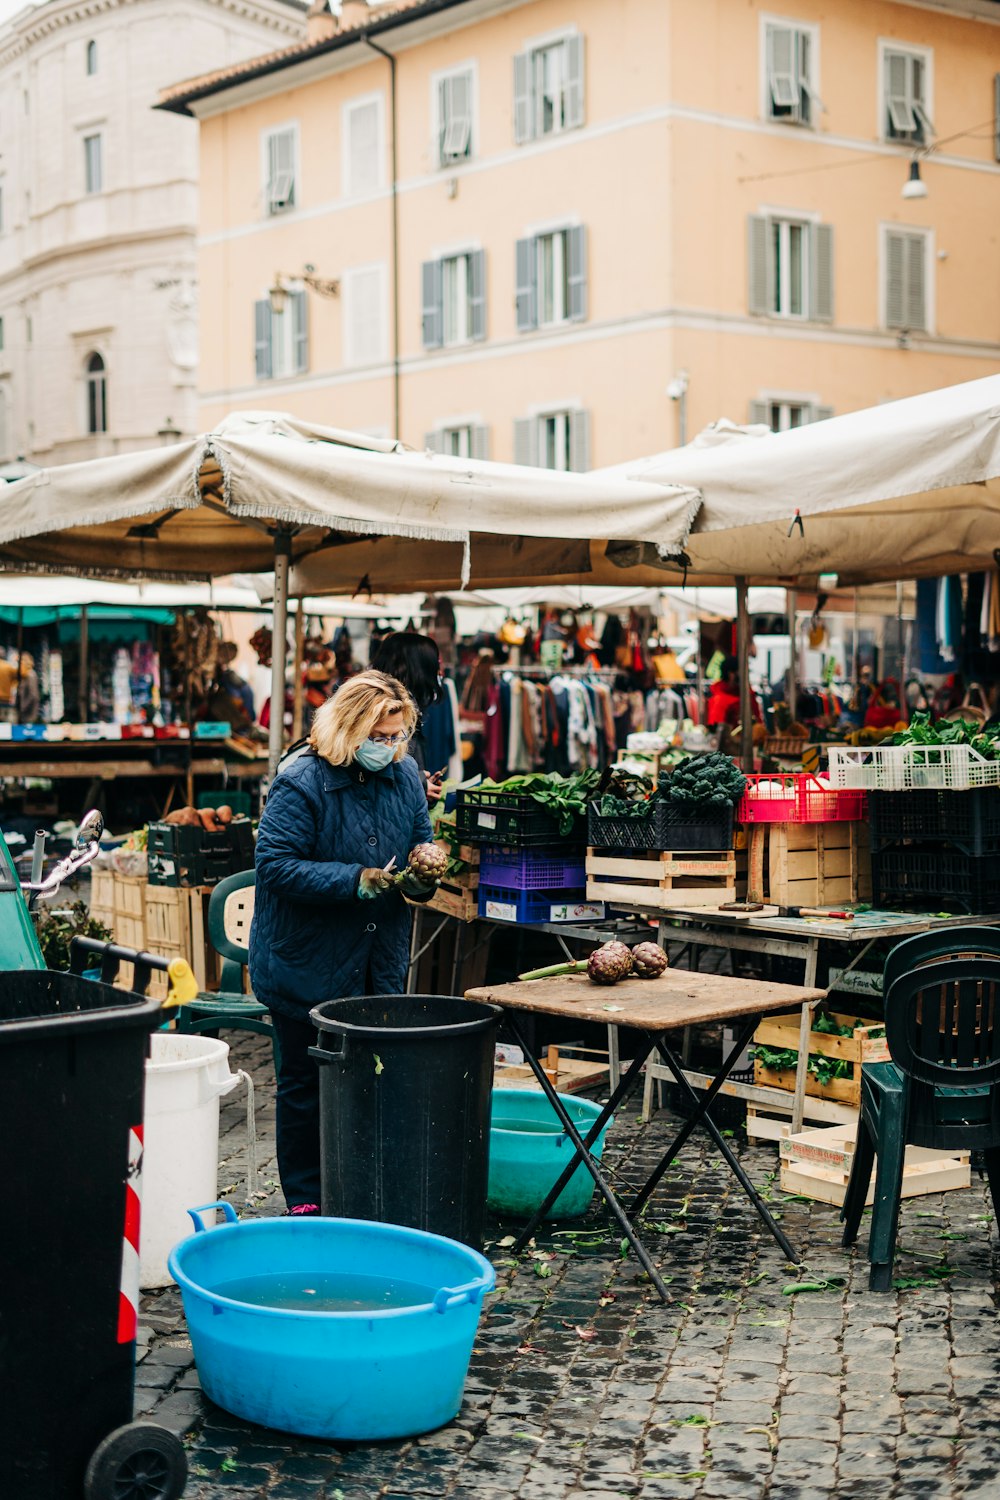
left=492, top=665, right=619, bottom=681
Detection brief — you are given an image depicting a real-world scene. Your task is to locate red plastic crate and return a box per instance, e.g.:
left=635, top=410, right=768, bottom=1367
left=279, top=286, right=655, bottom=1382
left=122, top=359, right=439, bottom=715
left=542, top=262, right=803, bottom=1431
left=738, top=773, right=867, bottom=824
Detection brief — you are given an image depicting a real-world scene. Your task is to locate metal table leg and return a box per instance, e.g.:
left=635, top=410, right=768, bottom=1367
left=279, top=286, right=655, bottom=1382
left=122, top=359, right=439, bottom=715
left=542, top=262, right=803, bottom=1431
left=505, top=1022, right=672, bottom=1302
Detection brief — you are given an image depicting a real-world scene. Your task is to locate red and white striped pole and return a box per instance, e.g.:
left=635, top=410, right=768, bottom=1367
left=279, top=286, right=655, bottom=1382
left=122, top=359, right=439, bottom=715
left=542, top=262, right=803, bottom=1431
left=117, top=1124, right=143, bottom=1344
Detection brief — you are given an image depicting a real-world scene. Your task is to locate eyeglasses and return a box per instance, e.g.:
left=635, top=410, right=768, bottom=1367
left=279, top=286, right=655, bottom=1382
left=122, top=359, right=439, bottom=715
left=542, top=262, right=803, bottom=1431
left=368, top=730, right=411, bottom=747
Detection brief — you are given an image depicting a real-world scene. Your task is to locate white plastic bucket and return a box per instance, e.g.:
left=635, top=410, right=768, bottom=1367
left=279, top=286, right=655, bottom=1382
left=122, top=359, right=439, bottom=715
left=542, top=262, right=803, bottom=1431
left=140, top=1034, right=240, bottom=1289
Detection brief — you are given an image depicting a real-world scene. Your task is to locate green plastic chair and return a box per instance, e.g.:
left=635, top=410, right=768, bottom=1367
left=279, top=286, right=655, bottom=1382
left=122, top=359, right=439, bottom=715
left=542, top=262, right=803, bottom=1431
left=176, top=869, right=276, bottom=1058
left=841, top=937, right=1000, bottom=1291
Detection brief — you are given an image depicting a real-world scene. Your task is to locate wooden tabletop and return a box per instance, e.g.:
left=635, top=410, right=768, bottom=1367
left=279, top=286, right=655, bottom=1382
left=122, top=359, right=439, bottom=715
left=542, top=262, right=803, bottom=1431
left=464, top=969, right=825, bottom=1031
left=658, top=906, right=1000, bottom=942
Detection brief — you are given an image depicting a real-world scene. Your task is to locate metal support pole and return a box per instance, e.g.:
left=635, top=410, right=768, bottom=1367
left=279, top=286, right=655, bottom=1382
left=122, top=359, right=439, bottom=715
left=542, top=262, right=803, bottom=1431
left=78, top=605, right=89, bottom=723
left=291, top=602, right=306, bottom=744
left=786, top=587, right=797, bottom=718
left=736, top=576, right=754, bottom=771
left=268, top=531, right=292, bottom=781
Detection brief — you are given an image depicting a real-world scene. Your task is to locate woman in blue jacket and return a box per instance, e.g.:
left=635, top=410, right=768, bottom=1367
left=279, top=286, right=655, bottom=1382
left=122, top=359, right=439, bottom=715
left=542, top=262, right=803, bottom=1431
left=250, top=670, right=436, bottom=1214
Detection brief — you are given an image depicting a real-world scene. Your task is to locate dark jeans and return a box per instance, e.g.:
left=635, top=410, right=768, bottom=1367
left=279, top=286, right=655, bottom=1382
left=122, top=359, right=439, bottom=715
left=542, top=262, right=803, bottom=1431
left=271, top=1010, right=323, bottom=1209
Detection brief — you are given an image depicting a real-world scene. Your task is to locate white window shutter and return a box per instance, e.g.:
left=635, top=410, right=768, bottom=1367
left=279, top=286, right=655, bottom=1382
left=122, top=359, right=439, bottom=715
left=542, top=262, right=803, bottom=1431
left=348, top=101, right=380, bottom=195
left=747, top=215, right=772, bottom=315
left=468, top=249, right=487, bottom=342
left=812, top=405, right=834, bottom=423
left=567, top=225, right=588, bottom=323
left=906, top=234, right=927, bottom=332
left=513, top=52, right=533, bottom=144
left=515, top=237, right=538, bottom=331
left=424, top=429, right=444, bottom=453
left=564, top=34, right=585, bottom=129
left=748, top=400, right=771, bottom=428
left=885, top=231, right=906, bottom=329
left=291, top=290, right=308, bottom=373
left=569, top=409, right=590, bottom=473
left=254, top=299, right=272, bottom=380
left=442, top=72, right=472, bottom=162
left=767, top=27, right=799, bottom=110
left=810, top=223, right=834, bottom=322
left=886, top=53, right=915, bottom=134
left=267, top=129, right=296, bottom=212
left=513, top=417, right=537, bottom=467
left=471, top=425, right=490, bottom=460
left=421, top=259, right=444, bottom=349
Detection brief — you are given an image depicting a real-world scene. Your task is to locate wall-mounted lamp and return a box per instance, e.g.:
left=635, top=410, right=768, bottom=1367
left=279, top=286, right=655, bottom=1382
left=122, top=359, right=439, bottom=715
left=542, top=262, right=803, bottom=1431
left=666, top=369, right=690, bottom=446
left=157, top=417, right=182, bottom=444
left=901, top=158, right=928, bottom=201
left=269, top=265, right=340, bottom=316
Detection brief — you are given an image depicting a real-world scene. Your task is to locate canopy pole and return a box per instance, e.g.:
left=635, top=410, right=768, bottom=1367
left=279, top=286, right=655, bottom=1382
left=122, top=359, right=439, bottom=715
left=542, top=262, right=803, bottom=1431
left=291, top=602, right=306, bottom=743
left=14, top=609, right=23, bottom=727
left=736, top=577, right=753, bottom=771
left=268, top=531, right=292, bottom=781
left=78, top=606, right=89, bottom=723
left=786, top=587, right=797, bottom=720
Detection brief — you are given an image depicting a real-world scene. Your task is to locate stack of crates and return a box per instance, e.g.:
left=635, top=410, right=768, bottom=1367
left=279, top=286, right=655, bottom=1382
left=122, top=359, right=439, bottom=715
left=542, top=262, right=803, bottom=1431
left=146, top=818, right=254, bottom=887
left=869, top=789, right=1000, bottom=913
left=454, top=787, right=598, bottom=923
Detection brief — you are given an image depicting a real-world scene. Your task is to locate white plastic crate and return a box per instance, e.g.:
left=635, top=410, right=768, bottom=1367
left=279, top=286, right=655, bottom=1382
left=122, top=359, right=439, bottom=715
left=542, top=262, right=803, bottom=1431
left=827, top=743, right=1000, bottom=792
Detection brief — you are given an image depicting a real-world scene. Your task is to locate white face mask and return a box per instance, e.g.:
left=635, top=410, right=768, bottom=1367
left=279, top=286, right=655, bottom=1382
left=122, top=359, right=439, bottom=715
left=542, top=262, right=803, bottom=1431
left=355, top=738, right=397, bottom=771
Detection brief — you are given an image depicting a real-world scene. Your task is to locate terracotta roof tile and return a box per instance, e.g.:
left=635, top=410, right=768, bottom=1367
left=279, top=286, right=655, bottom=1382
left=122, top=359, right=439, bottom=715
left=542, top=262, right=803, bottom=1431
left=158, top=0, right=432, bottom=109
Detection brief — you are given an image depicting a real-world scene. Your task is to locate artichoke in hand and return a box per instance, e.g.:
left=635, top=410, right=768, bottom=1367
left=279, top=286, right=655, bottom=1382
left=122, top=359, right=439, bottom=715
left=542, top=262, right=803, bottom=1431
left=395, top=842, right=449, bottom=893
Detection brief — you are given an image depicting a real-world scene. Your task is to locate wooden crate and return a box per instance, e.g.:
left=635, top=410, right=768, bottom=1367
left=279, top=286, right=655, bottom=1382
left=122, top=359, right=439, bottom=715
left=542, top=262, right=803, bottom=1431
left=746, top=1096, right=859, bottom=1143
left=90, top=868, right=115, bottom=914
left=779, top=1122, right=970, bottom=1207
left=586, top=848, right=736, bottom=911
left=144, top=884, right=218, bottom=991
left=113, top=874, right=146, bottom=921
left=753, top=1007, right=890, bottom=1109
left=768, top=821, right=871, bottom=909
left=495, top=1055, right=611, bottom=1094
left=615, top=748, right=664, bottom=779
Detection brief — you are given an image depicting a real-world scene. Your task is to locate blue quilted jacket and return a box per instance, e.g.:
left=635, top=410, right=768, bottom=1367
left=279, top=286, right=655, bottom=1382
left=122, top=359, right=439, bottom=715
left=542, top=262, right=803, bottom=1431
left=248, top=750, right=433, bottom=1020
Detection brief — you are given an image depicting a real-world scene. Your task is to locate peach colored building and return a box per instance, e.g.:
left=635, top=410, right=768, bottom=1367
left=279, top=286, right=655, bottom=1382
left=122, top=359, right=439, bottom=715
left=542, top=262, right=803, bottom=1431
left=160, top=0, right=1000, bottom=471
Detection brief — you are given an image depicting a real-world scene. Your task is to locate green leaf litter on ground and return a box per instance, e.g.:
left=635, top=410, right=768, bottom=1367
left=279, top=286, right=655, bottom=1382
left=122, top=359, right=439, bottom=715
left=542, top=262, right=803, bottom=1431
left=373, top=1054, right=384, bottom=1076
left=782, top=1277, right=846, bottom=1295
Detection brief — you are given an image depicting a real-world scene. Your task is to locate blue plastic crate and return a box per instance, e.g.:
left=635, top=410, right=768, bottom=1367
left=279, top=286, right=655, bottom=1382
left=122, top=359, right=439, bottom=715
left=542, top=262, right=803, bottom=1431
left=477, top=883, right=604, bottom=924
left=479, top=846, right=587, bottom=890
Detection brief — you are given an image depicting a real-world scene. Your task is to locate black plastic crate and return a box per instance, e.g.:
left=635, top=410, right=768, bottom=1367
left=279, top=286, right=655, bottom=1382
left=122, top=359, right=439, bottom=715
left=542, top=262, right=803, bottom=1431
left=587, top=800, right=733, bottom=852
left=147, top=817, right=254, bottom=887
left=872, top=845, right=1000, bottom=914
left=455, top=788, right=585, bottom=848
left=869, top=789, right=1000, bottom=856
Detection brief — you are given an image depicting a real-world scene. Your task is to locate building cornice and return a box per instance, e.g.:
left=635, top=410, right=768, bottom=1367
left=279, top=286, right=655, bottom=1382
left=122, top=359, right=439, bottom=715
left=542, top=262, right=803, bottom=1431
left=885, top=0, right=1000, bottom=24
left=0, top=0, right=303, bottom=70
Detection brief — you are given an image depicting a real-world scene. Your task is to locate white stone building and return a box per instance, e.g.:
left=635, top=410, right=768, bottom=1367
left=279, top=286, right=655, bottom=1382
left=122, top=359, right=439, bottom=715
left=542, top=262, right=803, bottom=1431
left=0, top=0, right=305, bottom=465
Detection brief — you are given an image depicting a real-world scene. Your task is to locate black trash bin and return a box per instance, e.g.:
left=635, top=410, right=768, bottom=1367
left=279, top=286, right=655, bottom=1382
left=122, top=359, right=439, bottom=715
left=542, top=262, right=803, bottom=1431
left=0, top=970, right=187, bottom=1500
left=309, top=994, right=501, bottom=1249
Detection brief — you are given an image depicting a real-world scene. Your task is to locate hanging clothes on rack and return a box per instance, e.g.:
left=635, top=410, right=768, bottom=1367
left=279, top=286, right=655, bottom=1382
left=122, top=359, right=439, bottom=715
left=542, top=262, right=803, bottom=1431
left=936, top=576, right=963, bottom=664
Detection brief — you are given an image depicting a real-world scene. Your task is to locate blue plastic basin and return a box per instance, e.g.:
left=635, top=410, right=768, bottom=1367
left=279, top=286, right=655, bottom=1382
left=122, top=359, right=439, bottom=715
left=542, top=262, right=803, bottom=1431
left=487, top=1089, right=613, bottom=1220
left=168, top=1203, right=494, bottom=1440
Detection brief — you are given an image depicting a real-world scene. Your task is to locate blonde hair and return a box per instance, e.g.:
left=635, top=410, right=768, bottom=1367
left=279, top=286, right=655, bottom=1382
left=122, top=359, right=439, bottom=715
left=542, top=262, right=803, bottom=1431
left=310, top=670, right=416, bottom=766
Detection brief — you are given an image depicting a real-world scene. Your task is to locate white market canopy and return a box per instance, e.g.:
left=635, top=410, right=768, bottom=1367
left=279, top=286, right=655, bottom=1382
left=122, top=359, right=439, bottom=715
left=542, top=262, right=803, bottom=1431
left=602, top=376, right=1000, bottom=587
left=0, top=411, right=700, bottom=586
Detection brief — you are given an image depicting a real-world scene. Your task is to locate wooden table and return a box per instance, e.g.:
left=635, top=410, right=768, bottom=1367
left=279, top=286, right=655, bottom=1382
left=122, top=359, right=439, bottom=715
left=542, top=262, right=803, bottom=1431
left=465, top=969, right=826, bottom=1300
left=652, top=906, right=1000, bottom=1135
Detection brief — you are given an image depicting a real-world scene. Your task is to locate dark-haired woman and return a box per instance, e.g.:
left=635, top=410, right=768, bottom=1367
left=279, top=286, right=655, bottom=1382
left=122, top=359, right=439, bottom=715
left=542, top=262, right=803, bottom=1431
left=369, top=630, right=445, bottom=804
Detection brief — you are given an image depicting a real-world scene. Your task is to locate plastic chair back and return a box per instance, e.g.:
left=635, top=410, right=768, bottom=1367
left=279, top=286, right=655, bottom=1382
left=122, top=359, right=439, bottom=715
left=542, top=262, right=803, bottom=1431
left=883, top=925, right=1000, bottom=1001
left=885, top=956, right=1000, bottom=1089
left=206, top=869, right=255, bottom=993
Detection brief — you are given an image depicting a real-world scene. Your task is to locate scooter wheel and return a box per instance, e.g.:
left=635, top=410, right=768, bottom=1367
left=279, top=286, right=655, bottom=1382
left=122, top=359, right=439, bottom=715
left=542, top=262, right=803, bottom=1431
left=83, top=1421, right=188, bottom=1500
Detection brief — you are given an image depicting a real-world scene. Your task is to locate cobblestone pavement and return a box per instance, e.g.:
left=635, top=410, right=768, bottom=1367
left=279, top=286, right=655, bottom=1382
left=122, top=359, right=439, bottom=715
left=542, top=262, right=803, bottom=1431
left=139, top=1033, right=1000, bottom=1500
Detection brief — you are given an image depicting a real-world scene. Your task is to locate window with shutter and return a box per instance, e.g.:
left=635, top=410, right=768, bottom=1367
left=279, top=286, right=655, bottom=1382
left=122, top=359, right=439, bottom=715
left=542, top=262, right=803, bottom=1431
left=883, top=228, right=928, bottom=332
left=513, top=417, right=537, bottom=467
left=265, top=127, right=297, bottom=215
left=883, top=46, right=933, bottom=144
left=438, top=69, right=473, bottom=166
left=748, top=213, right=832, bottom=321
left=567, top=226, right=587, bottom=323
left=344, top=97, right=383, bottom=198
left=344, top=266, right=386, bottom=366
left=468, top=250, right=487, bottom=343
left=431, top=424, right=487, bottom=459
left=291, top=290, right=308, bottom=374
left=515, top=237, right=538, bottom=331
left=765, top=24, right=815, bottom=124
left=471, top=425, right=490, bottom=461
left=421, top=259, right=444, bottom=350
left=254, top=299, right=272, bottom=381
left=83, top=134, right=102, bottom=195
left=514, top=33, right=585, bottom=145
left=751, top=399, right=821, bottom=432
left=569, top=409, right=590, bottom=473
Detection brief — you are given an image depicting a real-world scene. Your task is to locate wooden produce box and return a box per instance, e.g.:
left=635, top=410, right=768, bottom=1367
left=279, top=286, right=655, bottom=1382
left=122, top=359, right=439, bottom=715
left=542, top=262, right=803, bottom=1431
left=779, top=1122, right=970, bottom=1207
left=768, top=821, right=871, bottom=909
left=495, top=1055, right=610, bottom=1094
left=144, top=884, right=219, bottom=999
left=89, top=867, right=115, bottom=916
left=746, top=1096, right=860, bottom=1144
left=753, top=1007, right=890, bottom=1108
left=410, top=843, right=480, bottom=923
left=586, top=848, right=736, bottom=911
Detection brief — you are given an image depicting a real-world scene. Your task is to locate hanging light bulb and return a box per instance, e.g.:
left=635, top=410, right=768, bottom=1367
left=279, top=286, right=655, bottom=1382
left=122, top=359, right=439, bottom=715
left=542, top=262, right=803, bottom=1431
left=902, top=158, right=928, bottom=200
